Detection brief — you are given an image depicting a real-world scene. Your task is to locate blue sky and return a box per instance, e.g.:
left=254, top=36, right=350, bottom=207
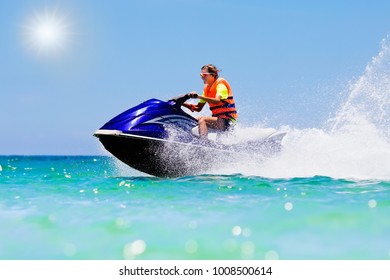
left=1, top=0, right=390, bottom=155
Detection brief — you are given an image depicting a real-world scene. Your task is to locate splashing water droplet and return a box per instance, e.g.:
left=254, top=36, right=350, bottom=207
left=284, top=202, right=293, bottom=211
left=232, top=226, right=242, bottom=236
left=368, top=199, right=377, bottom=208
left=185, top=240, right=198, bottom=254
left=123, top=240, right=146, bottom=259
left=265, top=250, right=279, bottom=260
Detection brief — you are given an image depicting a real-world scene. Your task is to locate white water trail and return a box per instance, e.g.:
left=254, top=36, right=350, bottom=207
left=221, top=36, right=390, bottom=180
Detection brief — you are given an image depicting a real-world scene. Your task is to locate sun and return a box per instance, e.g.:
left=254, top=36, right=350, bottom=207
left=22, top=8, right=72, bottom=56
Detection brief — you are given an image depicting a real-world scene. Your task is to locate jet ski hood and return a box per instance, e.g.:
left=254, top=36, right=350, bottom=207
left=99, top=98, right=198, bottom=140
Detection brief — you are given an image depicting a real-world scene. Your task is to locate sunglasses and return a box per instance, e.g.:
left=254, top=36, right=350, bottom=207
left=200, top=73, right=212, bottom=78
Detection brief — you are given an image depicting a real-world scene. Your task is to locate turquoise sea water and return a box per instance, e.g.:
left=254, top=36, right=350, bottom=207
left=1, top=155, right=390, bottom=260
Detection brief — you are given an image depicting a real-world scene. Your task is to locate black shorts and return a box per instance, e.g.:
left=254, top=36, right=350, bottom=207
left=221, top=118, right=236, bottom=131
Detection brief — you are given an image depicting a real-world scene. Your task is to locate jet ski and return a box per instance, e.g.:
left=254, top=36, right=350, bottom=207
left=94, top=94, right=286, bottom=177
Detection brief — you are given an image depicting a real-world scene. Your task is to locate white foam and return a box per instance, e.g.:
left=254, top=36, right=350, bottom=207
left=214, top=36, right=390, bottom=180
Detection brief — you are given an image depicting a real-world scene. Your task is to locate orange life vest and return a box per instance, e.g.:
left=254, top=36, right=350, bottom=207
left=203, top=78, right=238, bottom=120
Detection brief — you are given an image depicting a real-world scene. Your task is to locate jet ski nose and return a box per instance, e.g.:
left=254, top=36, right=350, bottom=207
left=93, top=129, right=122, bottom=137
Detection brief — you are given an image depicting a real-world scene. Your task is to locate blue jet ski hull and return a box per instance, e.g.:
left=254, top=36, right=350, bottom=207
left=96, top=131, right=219, bottom=177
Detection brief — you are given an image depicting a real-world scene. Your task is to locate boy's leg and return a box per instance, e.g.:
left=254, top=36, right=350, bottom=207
left=198, top=117, right=225, bottom=137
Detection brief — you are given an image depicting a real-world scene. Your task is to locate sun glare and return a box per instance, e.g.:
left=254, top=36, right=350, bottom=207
left=23, top=8, right=72, bottom=56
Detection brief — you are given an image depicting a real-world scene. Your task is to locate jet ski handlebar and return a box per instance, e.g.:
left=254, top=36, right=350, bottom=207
left=168, top=93, right=198, bottom=107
